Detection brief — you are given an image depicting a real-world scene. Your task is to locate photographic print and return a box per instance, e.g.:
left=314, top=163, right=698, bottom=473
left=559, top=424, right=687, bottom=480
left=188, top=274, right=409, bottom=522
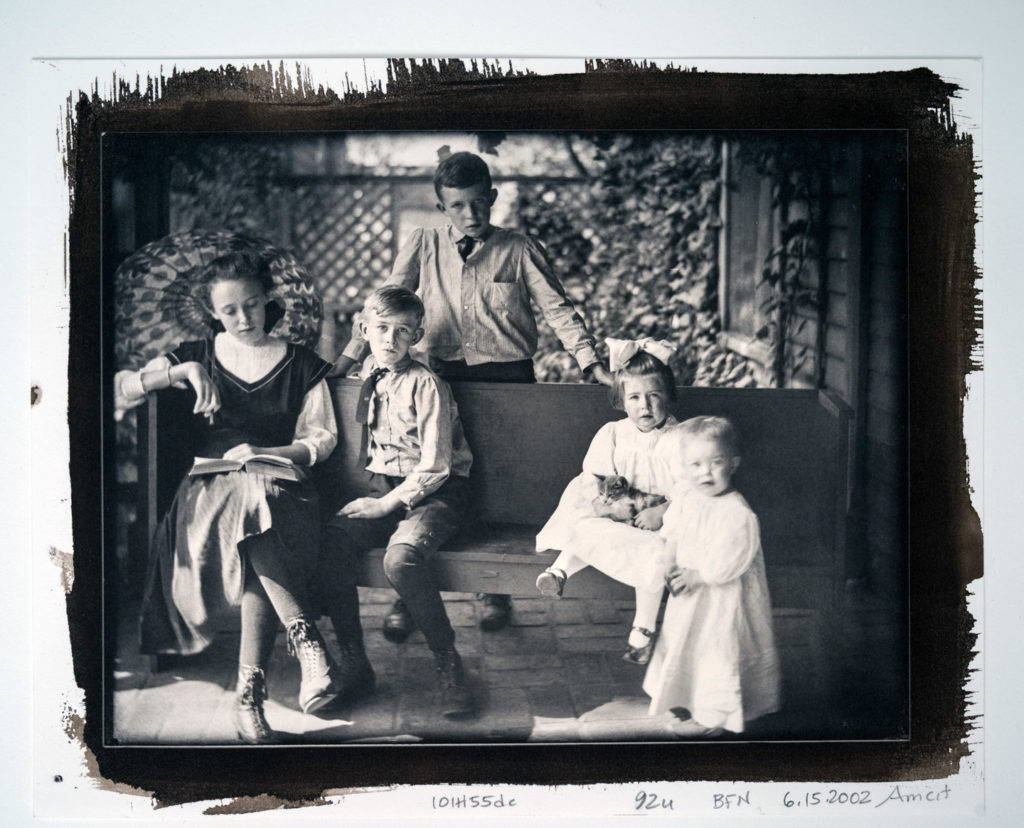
left=105, top=126, right=907, bottom=748
left=37, top=57, right=980, bottom=810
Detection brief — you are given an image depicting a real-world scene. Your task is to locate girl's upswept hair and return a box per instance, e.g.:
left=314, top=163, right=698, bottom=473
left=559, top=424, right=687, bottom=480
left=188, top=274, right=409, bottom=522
left=610, top=350, right=677, bottom=409
left=363, top=285, right=425, bottom=324
left=199, top=251, right=282, bottom=332
left=678, top=415, right=741, bottom=458
left=199, top=250, right=274, bottom=301
left=433, top=151, right=492, bottom=198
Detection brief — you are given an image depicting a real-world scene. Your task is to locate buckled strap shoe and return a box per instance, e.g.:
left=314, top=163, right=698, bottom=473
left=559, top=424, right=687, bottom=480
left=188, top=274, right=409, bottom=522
left=535, top=568, right=567, bottom=598
left=622, top=626, right=657, bottom=665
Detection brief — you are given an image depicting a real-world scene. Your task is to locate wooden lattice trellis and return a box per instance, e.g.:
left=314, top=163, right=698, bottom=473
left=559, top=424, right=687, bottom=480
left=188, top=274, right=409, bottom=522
left=289, top=181, right=395, bottom=316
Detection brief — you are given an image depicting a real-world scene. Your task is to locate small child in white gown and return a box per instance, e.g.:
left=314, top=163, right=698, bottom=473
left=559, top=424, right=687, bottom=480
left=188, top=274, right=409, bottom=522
left=535, top=338, right=683, bottom=664
left=643, top=416, right=781, bottom=736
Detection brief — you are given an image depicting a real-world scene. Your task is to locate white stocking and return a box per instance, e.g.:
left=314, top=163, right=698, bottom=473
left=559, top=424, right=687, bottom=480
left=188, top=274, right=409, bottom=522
left=628, top=587, right=663, bottom=647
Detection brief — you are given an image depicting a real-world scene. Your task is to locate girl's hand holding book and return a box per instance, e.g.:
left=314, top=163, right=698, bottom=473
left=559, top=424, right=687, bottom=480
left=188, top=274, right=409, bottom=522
left=223, top=443, right=265, bottom=464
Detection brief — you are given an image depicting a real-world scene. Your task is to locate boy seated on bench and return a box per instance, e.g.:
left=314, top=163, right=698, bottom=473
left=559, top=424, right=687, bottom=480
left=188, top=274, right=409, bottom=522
left=332, top=151, right=612, bottom=639
left=319, top=285, right=476, bottom=718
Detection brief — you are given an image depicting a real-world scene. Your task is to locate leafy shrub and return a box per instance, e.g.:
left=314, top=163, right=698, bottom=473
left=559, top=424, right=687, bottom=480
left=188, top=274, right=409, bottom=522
left=516, top=133, right=758, bottom=387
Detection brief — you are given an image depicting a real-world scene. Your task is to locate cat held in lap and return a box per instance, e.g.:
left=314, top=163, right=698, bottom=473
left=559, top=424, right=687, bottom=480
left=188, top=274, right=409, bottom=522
left=593, top=475, right=667, bottom=524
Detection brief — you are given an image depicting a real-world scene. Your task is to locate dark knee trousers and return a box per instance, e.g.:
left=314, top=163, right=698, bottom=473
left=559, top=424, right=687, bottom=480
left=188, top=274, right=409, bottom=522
left=321, top=475, right=469, bottom=653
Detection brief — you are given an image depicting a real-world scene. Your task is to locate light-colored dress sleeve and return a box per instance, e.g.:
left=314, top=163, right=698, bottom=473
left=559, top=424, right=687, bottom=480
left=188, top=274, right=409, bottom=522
left=659, top=483, right=688, bottom=539
left=293, top=379, right=337, bottom=466
left=581, top=422, right=617, bottom=476
left=662, top=425, right=690, bottom=490
left=113, top=355, right=174, bottom=418
left=696, top=500, right=761, bottom=584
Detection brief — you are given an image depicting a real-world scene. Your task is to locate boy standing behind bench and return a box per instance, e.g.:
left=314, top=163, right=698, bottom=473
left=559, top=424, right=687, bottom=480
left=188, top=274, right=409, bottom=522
left=333, top=151, right=612, bottom=636
left=323, top=285, right=475, bottom=718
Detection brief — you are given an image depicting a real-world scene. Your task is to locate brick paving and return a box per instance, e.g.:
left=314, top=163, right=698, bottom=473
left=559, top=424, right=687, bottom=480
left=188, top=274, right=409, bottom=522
left=111, top=584, right=904, bottom=745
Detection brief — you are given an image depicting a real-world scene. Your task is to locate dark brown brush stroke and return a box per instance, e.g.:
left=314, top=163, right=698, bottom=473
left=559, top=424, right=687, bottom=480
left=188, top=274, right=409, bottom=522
left=65, top=59, right=980, bottom=805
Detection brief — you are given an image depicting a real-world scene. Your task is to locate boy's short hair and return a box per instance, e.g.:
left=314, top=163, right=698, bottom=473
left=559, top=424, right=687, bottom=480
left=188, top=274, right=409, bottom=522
left=433, top=151, right=493, bottom=199
left=679, top=415, right=741, bottom=458
left=363, top=285, right=425, bottom=324
left=609, top=350, right=678, bottom=409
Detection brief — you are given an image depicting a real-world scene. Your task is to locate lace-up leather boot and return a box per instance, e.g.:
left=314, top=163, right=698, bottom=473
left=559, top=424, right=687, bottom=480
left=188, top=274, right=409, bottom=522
left=285, top=617, right=338, bottom=715
left=235, top=664, right=277, bottom=744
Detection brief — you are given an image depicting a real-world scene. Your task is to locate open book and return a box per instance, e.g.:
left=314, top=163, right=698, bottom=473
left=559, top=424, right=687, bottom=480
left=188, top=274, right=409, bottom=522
left=188, top=454, right=300, bottom=482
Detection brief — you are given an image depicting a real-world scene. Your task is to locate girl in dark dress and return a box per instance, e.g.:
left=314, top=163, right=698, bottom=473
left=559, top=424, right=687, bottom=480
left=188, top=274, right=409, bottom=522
left=117, top=251, right=344, bottom=743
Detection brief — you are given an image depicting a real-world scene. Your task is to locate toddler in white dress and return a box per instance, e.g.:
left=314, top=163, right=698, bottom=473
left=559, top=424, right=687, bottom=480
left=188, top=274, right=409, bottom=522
left=643, top=416, right=781, bottom=736
left=535, top=338, right=683, bottom=663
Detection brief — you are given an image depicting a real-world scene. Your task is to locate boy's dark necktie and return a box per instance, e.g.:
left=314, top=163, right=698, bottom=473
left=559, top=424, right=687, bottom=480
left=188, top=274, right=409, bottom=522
left=356, top=367, right=389, bottom=467
left=456, top=236, right=476, bottom=261
left=355, top=366, right=389, bottom=424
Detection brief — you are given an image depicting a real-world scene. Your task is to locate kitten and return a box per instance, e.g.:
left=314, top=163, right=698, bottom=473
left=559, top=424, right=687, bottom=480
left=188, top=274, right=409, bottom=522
left=593, top=475, right=666, bottom=524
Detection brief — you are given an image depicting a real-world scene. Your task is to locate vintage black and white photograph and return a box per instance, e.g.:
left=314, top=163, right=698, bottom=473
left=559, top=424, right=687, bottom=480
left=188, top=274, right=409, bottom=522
left=102, top=126, right=909, bottom=747
left=17, top=44, right=989, bottom=813
left=7, top=0, right=1012, bottom=815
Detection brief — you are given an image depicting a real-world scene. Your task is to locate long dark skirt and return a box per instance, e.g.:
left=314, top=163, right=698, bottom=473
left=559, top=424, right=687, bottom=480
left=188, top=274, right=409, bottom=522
left=139, top=470, right=320, bottom=656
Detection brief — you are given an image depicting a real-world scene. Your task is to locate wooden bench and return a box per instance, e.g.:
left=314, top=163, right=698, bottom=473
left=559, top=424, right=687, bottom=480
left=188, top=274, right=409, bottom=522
left=139, top=379, right=851, bottom=715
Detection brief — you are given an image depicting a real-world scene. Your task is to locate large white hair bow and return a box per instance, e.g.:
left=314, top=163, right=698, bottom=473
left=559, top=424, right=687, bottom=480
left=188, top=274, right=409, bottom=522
left=606, top=337, right=677, bottom=372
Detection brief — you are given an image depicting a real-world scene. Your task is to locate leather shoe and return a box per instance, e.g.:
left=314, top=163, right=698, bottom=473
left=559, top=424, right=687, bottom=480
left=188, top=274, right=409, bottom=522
left=339, top=662, right=377, bottom=707
left=320, top=660, right=377, bottom=715
left=434, top=648, right=475, bottom=719
left=285, top=617, right=339, bottom=715
left=623, top=626, right=656, bottom=665
left=478, top=593, right=512, bottom=632
left=382, top=598, right=414, bottom=643
left=668, top=717, right=724, bottom=738
left=536, top=568, right=567, bottom=598
left=234, top=664, right=279, bottom=744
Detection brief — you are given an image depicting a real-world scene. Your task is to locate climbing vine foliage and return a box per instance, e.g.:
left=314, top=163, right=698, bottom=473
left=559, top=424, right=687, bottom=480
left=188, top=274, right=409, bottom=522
left=736, top=136, right=830, bottom=388
left=516, top=133, right=757, bottom=387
